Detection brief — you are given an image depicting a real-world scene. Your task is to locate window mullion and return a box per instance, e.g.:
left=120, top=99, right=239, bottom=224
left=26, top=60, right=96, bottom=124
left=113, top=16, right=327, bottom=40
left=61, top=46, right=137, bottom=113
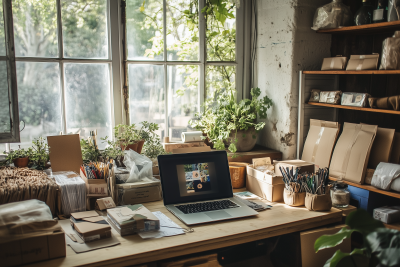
left=163, top=0, right=168, bottom=137
left=56, top=0, right=67, bottom=134
left=199, top=0, right=205, bottom=112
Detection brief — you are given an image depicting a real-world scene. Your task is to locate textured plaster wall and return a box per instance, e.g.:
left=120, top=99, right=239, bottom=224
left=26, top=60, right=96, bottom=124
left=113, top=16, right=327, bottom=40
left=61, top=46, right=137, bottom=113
left=256, top=0, right=331, bottom=159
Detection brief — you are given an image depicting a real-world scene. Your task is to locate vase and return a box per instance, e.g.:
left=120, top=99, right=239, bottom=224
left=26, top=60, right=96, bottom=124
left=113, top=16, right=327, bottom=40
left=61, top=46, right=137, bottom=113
left=13, top=157, right=29, bottom=168
left=227, top=128, right=258, bottom=152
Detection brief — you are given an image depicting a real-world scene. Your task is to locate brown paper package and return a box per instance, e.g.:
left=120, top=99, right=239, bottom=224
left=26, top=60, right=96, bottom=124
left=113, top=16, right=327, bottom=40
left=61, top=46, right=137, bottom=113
left=369, top=96, right=400, bottom=111
left=305, top=187, right=332, bottom=212
left=283, top=189, right=306, bottom=207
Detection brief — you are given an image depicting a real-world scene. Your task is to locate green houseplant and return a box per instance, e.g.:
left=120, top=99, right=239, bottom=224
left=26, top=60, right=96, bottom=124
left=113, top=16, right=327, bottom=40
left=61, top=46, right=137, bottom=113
left=29, top=137, right=50, bottom=170
left=80, top=138, right=102, bottom=163
left=3, top=146, right=31, bottom=167
left=141, top=122, right=168, bottom=160
left=314, top=209, right=400, bottom=267
left=190, top=87, right=272, bottom=153
left=114, top=124, right=142, bottom=153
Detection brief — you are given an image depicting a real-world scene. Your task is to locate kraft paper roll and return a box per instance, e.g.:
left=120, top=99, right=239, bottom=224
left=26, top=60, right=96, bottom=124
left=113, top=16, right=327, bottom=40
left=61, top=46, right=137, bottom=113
left=181, top=131, right=203, bottom=143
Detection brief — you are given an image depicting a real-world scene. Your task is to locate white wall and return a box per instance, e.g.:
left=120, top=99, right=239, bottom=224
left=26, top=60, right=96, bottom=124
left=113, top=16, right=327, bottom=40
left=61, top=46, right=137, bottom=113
left=256, top=0, right=331, bottom=159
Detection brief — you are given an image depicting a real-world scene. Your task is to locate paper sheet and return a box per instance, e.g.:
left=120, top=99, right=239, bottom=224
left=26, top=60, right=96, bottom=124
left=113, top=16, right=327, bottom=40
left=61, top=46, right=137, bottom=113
left=138, top=211, right=185, bottom=239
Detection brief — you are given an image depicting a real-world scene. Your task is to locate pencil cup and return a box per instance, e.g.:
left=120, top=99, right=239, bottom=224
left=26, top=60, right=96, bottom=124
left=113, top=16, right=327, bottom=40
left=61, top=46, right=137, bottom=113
left=283, top=189, right=306, bottom=207
left=305, top=186, right=332, bottom=211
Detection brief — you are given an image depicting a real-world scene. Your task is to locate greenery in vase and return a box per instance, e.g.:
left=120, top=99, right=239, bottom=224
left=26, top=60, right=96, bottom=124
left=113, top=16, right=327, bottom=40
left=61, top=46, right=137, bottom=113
left=190, top=87, right=272, bottom=153
left=29, top=137, right=50, bottom=170
left=315, top=209, right=400, bottom=267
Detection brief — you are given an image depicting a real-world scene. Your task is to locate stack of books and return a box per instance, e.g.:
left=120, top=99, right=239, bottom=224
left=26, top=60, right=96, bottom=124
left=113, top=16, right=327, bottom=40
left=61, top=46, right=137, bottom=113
left=107, top=204, right=160, bottom=236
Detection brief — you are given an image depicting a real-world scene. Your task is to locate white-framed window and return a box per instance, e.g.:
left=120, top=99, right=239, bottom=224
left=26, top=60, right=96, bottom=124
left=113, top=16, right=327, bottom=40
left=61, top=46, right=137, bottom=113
left=124, top=0, right=242, bottom=142
left=4, top=0, right=245, bottom=149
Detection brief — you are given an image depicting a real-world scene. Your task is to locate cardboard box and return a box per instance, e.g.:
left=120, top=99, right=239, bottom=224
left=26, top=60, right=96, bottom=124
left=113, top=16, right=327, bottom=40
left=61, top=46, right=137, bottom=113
left=117, top=178, right=162, bottom=205
left=321, top=56, right=347, bottom=70
left=300, top=225, right=350, bottom=267
left=163, top=141, right=207, bottom=153
left=390, top=132, right=400, bottom=164
left=330, top=123, right=377, bottom=184
left=246, top=164, right=284, bottom=202
left=172, top=146, right=211, bottom=154
left=364, top=168, right=375, bottom=185
left=301, top=119, right=340, bottom=169
left=373, top=206, right=400, bottom=224
left=70, top=211, right=111, bottom=242
left=367, top=127, right=395, bottom=169
left=274, top=160, right=315, bottom=176
left=47, top=134, right=83, bottom=174
left=346, top=54, right=379, bottom=70
left=0, top=231, right=66, bottom=267
left=95, top=197, right=116, bottom=211
left=80, top=169, right=108, bottom=196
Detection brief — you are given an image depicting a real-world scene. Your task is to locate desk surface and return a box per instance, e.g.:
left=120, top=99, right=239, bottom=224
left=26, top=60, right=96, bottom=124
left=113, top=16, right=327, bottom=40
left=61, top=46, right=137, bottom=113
left=28, top=198, right=342, bottom=267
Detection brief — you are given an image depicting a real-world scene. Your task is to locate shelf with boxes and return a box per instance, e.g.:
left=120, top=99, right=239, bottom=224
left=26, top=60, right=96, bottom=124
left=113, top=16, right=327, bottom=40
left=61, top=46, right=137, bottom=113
left=303, top=70, right=400, bottom=75
left=316, top=20, right=400, bottom=34
left=307, top=102, right=400, bottom=115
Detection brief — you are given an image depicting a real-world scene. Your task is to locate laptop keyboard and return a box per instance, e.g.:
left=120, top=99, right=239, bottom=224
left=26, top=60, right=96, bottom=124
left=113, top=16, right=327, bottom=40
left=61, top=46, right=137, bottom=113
left=175, top=200, right=240, bottom=214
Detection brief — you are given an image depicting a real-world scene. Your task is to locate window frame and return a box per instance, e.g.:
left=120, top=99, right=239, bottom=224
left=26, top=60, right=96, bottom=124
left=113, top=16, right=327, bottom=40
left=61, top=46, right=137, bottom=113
left=122, top=0, right=244, bottom=137
left=0, top=0, right=20, bottom=143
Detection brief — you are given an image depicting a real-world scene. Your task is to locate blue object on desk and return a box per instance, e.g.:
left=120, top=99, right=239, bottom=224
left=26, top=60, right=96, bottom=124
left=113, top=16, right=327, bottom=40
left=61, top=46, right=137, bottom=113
left=348, top=185, right=400, bottom=214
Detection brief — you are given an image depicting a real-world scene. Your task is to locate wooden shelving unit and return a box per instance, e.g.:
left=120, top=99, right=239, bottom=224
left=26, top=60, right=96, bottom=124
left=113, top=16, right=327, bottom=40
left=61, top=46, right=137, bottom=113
left=307, top=102, right=400, bottom=115
left=329, top=177, right=400, bottom=200
left=316, top=20, right=400, bottom=34
left=384, top=222, right=400, bottom=231
left=303, top=70, right=400, bottom=75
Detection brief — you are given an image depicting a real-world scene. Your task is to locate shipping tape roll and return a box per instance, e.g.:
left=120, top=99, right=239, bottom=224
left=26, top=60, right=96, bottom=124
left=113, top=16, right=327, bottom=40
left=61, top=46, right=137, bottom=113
left=181, top=131, right=203, bottom=143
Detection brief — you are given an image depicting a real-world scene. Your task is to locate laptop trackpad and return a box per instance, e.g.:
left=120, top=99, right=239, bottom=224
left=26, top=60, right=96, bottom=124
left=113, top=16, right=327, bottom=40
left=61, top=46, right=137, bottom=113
left=205, top=211, right=232, bottom=220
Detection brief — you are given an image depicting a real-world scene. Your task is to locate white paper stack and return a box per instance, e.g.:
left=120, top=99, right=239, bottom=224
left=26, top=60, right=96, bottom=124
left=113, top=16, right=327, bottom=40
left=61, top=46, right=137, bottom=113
left=53, top=171, right=86, bottom=216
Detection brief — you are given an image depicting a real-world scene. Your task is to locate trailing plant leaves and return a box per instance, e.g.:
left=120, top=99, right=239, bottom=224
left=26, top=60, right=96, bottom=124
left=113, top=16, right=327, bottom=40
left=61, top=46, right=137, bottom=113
left=346, top=209, right=384, bottom=235
left=315, top=227, right=355, bottom=252
left=366, top=228, right=400, bottom=266
left=323, top=249, right=367, bottom=267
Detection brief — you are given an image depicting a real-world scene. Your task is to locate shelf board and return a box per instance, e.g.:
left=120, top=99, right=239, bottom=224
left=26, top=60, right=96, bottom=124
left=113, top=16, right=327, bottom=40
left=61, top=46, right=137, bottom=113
left=307, top=102, right=400, bottom=115
left=303, top=70, right=400, bottom=75
left=329, top=177, right=400, bottom=199
left=316, top=21, right=400, bottom=34
left=384, top=223, right=400, bottom=231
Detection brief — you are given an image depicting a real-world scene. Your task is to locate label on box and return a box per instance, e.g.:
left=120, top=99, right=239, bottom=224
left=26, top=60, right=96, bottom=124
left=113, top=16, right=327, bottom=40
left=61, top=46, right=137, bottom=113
left=373, top=9, right=384, bottom=21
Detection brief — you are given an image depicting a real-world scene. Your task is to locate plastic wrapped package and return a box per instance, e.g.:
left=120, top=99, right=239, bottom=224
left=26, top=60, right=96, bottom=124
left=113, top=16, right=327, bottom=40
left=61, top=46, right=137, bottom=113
left=380, top=32, right=400, bottom=70
left=123, top=149, right=153, bottom=183
left=114, top=167, right=130, bottom=184
left=341, top=92, right=370, bottom=107
left=53, top=171, right=86, bottom=216
left=319, top=91, right=342, bottom=104
left=388, top=0, right=400, bottom=21
left=0, top=199, right=61, bottom=244
left=311, top=0, right=352, bottom=31
left=371, top=162, right=400, bottom=190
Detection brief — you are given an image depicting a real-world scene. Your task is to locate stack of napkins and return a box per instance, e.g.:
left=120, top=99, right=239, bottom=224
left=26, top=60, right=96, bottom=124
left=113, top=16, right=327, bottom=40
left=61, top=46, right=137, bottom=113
left=70, top=211, right=111, bottom=242
left=107, top=204, right=160, bottom=236
left=54, top=171, right=86, bottom=216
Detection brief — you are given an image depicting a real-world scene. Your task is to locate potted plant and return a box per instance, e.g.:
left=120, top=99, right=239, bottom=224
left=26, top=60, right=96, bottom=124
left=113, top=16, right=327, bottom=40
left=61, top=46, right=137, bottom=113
left=80, top=138, right=102, bottom=163
left=3, top=146, right=31, bottom=167
left=314, top=209, right=400, bottom=267
left=141, top=122, right=168, bottom=174
left=114, top=124, right=141, bottom=153
left=29, top=137, right=50, bottom=170
left=136, top=121, right=159, bottom=154
left=190, top=87, right=273, bottom=153
left=101, top=137, right=124, bottom=166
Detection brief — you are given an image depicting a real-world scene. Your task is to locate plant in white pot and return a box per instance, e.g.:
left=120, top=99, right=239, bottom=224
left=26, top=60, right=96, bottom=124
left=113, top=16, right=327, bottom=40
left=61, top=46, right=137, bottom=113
left=190, top=87, right=272, bottom=153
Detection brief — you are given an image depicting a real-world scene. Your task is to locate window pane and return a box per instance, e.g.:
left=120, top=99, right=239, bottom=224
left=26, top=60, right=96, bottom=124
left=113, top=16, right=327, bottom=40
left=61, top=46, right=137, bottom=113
left=167, top=65, right=198, bottom=141
left=126, top=0, right=163, bottom=60
left=129, top=64, right=165, bottom=138
left=166, top=0, right=199, bottom=61
left=0, top=61, right=10, bottom=133
left=206, top=3, right=236, bottom=61
left=0, top=3, right=6, bottom=56
left=206, top=65, right=235, bottom=102
left=62, top=0, right=108, bottom=59
left=11, top=62, right=62, bottom=149
left=64, top=63, right=111, bottom=148
left=12, top=0, right=58, bottom=57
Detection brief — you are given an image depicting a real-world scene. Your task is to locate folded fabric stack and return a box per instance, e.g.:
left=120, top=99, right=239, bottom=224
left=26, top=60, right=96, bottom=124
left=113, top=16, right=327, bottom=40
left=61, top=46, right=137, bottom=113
left=0, top=167, right=59, bottom=215
left=53, top=171, right=86, bottom=216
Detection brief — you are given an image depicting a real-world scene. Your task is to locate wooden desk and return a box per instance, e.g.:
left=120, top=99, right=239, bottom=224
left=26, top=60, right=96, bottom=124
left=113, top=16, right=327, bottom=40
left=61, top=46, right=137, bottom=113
left=27, top=199, right=342, bottom=267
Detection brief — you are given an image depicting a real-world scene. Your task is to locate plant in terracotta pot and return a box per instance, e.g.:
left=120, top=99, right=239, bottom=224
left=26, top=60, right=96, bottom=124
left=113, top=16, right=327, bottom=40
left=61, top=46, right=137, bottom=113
left=190, top=87, right=272, bottom=153
left=29, top=137, right=50, bottom=170
left=3, top=146, right=31, bottom=167
left=114, top=124, right=141, bottom=152
left=80, top=138, right=101, bottom=163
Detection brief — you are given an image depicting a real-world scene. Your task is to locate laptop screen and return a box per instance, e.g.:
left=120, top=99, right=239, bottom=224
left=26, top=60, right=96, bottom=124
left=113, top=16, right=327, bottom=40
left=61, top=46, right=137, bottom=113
left=158, top=151, right=233, bottom=205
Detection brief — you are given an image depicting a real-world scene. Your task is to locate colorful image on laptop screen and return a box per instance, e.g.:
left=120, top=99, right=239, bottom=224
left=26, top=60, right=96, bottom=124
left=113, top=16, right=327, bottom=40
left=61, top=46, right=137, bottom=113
left=182, top=163, right=211, bottom=193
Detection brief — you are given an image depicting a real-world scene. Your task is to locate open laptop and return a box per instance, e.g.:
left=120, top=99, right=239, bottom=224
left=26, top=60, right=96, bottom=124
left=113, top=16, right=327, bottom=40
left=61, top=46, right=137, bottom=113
left=158, top=151, right=258, bottom=225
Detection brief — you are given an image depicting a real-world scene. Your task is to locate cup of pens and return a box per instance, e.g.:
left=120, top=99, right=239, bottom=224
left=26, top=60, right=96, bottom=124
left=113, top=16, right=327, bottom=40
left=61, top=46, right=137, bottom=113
left=280, top=166, right=331, bottom=209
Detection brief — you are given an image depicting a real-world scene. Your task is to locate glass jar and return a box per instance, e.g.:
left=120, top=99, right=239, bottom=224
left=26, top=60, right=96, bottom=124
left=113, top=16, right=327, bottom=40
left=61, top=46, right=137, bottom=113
left=332, top=182, right=350, bottom=208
